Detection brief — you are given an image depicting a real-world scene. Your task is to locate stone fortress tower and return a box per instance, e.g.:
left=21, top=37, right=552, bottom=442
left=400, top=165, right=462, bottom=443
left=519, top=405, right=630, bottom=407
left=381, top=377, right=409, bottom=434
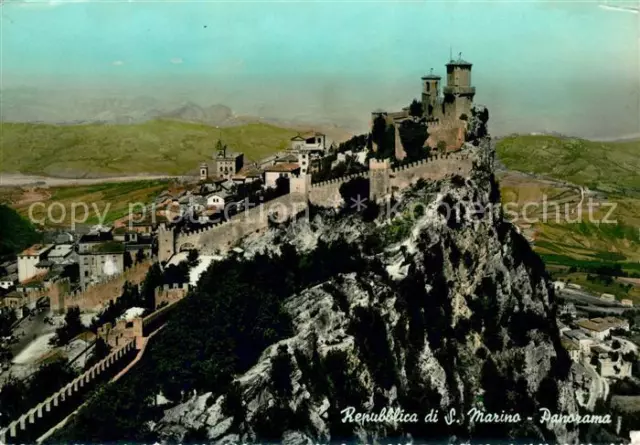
left=157, top=223, right=175, bottom=263
left=372, top=53, right=477, bottom=156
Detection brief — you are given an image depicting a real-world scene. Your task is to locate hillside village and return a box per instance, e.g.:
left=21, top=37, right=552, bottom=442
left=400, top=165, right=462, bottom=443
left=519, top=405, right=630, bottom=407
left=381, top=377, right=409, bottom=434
left=0, top=56, right=639, bottom=443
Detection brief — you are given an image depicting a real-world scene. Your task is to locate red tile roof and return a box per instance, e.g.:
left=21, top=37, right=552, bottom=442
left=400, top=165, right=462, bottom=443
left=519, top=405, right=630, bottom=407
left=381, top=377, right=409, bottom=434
left=264, top=163, right=300, bottom=173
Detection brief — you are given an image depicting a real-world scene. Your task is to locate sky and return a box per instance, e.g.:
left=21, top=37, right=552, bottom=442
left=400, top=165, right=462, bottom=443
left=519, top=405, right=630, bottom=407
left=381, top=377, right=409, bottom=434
left=2, top=0, right=639, bottom=137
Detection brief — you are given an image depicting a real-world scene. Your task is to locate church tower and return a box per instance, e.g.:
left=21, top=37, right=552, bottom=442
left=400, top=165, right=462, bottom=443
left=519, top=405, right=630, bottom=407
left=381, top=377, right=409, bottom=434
left=199, top=162, right=209, bottom=181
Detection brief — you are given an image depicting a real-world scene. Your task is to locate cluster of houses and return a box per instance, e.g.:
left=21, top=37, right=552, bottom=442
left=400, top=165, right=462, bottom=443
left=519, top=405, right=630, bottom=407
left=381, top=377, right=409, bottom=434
left=559, top=303, right=636, bottom=380
left=0, top=131, right=364, bottom=320
left=151, top=131, right=368, bottom=225
left=0, top=225, right=154, bottom=318
left=201, top=132, right=329, bottom=184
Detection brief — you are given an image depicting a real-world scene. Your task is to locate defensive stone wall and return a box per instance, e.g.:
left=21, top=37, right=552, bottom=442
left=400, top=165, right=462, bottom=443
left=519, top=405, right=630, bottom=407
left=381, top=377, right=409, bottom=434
left=181, top=194, right=307, bottom=255
left=172, top=148, right=477, bottom=253
left=154, top=282, right=189, bottom=307
left=390, top=152, right=472, bottom=191
left=0, top=339, right=137, bottom=444
left=308, top=172, right=368, bottom=207
left=52, top=260, right=153, bottom=314
left=96, top=284, right=188, bottom=349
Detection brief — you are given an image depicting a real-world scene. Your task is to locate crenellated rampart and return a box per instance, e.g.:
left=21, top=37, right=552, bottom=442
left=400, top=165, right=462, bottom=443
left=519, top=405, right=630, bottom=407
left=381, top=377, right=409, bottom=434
left=390, top=152, right=472, bottom=191
left=0, top=340, right=137, bottom=444
left=171, top=147, right=478, bottom=254
left=51, top=260, right=153, bottom=314
left=309, top=172, right=368, bottom=207
left=179, top=194, right=308, bottom=255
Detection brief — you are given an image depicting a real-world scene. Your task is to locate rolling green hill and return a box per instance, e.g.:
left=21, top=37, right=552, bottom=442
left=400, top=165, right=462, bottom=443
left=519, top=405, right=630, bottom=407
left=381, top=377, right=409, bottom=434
left=497, top=135, right=640, bottom=303
left=497, top=135, right=640, bottom=197
left=0, top=120, right=299, bottom=176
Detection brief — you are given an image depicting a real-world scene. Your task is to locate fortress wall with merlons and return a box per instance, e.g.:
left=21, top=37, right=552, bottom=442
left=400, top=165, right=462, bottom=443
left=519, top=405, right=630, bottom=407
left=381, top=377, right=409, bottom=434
left=51, top=260, right=152, bottom=314
left=174, top=148, right=477, bottom=253
left=308, top=172, right=368, bottom=207
left=0, top=339, right=137, bottom=444
left=177, top=194, right=308, bottom=255
left=390, top=152, right=473, bottom=191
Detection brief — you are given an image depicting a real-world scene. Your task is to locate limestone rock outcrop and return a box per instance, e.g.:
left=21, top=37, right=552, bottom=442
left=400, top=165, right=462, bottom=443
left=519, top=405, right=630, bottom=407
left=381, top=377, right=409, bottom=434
left=153, top=136, right=580, bottom=444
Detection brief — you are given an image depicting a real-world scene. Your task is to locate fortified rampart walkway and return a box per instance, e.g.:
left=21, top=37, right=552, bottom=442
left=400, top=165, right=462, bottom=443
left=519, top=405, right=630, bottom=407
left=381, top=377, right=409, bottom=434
left=0, top=297, right=183, bottom=444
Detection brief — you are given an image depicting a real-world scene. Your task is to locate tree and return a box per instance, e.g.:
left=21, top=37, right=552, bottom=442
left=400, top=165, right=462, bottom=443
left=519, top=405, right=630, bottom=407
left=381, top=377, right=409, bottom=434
left=135, top=248, right=146, bottom=264
left=82, top=338, right=112, bottom=369
left=123, top=251, right=133, bottom=270
left=187, top=249, right=199, bottom=267
left=409, top=99, right=423, bottom=119
left=0, top=308, right=17, bottom=337
left=51, top=306, right=84, bottom=346
left=270, top=344, right=294, bottom=400
left=370, top=115, right=395, bottom=160
left=339, top=177, right=370, bottom=213
left=27, top=358, right=78, bottom=405
left=398, top=120, right=429, bottom=161
left=140, top=263, right=164, bottom=310
left=437, top=140, right=447, bottom=154
left=0, top=377, right=28, bottom=426
left=275, top=176, right=290, bottom=196
left=222, top=381, right=246, bottom=426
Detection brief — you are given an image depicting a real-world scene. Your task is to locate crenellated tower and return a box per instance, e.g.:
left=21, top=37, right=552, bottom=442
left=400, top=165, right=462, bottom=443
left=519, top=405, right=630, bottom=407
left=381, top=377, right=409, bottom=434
left=443, top=54, right=476, bottom=120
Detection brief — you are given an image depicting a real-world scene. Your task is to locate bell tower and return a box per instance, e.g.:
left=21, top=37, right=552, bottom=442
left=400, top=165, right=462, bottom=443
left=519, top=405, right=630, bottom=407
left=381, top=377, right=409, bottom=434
left=199, top=162, right=209, bottom=181
left=421, top=68, right=441, bottom=118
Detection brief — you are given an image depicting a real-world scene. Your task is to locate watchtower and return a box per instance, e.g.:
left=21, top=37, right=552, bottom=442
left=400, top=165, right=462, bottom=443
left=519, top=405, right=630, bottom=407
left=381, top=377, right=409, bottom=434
left=368, top=158, right=391, bottom=202
left=444, top=53, right=476, bottom=119
left=157, top=223, right=175, bottom=263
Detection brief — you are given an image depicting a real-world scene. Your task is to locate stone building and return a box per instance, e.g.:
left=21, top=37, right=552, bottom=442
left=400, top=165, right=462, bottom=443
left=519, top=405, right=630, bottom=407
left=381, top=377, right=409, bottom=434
left=214, top=141, right=244, bottom=180
left=17, top=244, right=54, bottom=283
left=576, top=317, right=630, bottom=341
left=78, top=241, right=125, bottom=290
left=263, top=163, right=301, bottom=189
left=371, top=54, right=477, bottom=157
left=290, top=132, right=327, bottom=176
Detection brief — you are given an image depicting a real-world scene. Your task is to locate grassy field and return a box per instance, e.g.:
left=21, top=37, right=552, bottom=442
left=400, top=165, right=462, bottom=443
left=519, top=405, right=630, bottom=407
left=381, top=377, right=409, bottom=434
left=497, top=135, right=640, bottom=197
left=497, top=135, right=640, bottom=304
left=0, top=180, right=169, bottom=227
left=1, top=120, right=298, bottom=176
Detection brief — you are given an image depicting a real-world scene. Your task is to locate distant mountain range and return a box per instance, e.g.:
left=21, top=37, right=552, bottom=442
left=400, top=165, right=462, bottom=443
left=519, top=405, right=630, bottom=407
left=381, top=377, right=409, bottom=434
left=1, top=88, right=237, bottom=126
left=0, top=87, right=354, bottom=142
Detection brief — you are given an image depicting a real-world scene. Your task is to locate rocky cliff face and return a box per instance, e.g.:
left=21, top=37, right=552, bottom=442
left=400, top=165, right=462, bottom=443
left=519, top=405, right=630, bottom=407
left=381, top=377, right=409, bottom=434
left=154, top=137, right=579, bottom=444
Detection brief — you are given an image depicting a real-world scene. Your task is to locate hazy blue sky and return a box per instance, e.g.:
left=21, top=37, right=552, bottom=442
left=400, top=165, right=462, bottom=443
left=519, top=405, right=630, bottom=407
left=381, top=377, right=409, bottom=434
left=2, top=0, right=639, bottom=137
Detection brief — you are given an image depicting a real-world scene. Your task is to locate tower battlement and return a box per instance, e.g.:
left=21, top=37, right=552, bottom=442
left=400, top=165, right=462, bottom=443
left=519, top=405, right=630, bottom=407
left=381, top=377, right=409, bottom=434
left=371, top=53, right=477, bottom=154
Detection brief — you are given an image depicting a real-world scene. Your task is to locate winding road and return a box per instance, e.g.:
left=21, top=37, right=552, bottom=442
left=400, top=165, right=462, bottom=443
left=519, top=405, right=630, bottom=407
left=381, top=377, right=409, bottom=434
left=0, top=173, right=189, bottom=188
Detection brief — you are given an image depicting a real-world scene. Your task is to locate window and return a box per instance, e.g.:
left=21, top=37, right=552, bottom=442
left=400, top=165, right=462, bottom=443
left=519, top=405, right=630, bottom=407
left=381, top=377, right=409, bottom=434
left=426, top=83, right=430, bottom=92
